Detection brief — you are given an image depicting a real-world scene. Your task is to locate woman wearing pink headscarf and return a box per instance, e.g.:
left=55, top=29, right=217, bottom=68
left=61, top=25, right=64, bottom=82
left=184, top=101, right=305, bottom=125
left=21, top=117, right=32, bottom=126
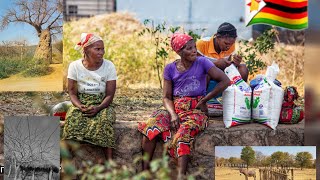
left=138, top=33, right=230, bottom=177
left=62, top=33, right=117, bottom=162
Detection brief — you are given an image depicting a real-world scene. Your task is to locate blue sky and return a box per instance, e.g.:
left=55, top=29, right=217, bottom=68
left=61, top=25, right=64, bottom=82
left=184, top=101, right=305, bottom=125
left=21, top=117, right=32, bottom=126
left=0, top=1, right=39, bottom=45
left=216, top=146, right=317, bottom=159
left=0, top=1, right=46, bottom=45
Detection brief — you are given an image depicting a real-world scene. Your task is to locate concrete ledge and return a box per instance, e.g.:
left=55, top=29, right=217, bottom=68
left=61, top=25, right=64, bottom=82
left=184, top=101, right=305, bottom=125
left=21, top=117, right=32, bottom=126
left=69, top=117, right=304, bottom=179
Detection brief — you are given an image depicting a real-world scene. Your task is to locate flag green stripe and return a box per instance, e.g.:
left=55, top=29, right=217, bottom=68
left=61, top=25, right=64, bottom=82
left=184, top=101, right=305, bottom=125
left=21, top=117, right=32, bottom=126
left=248, top=18, right=308, bottom=30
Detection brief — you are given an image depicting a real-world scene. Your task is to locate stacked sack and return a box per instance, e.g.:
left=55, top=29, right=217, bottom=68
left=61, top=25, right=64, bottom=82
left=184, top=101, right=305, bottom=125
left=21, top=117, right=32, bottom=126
left=252, top=62, right=284, bottom=129
left=222, top=62, right=287, bottom=130
left=223, top=64, right=252, bottom=128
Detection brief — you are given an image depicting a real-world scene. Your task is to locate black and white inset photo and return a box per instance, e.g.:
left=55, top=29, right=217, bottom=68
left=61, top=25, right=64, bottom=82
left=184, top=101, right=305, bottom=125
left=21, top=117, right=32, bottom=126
left=4, top=116, right=60, bottom=180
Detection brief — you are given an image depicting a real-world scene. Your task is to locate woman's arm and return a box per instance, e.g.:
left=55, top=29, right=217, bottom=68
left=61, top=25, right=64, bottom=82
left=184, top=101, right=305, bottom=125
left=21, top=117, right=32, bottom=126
left=84, top=80, right=116, bottom=117
left=195, top=66, right=230, bottom=111
left=98, top=80, right=116, bottom=110
left=68, top=78, right=88, bottom=112
left=163, top=79, right=180, bottom=130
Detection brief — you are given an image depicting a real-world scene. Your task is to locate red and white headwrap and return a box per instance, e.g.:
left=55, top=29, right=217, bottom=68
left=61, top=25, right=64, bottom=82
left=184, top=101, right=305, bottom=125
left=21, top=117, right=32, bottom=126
left=170, top=33, right=193, bottom=53
left=74, top=33, right=103, bottom=52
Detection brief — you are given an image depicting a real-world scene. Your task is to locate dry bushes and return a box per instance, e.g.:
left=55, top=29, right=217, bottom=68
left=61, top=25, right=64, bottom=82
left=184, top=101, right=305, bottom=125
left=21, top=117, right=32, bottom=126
left=259, top=44, right=304, bottom=96
left=63, top=12, right=175, bottom=89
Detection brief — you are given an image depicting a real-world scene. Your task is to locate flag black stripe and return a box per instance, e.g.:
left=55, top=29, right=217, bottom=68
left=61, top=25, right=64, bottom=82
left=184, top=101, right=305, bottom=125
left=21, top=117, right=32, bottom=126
left=265, top=2, right=307, bottom=14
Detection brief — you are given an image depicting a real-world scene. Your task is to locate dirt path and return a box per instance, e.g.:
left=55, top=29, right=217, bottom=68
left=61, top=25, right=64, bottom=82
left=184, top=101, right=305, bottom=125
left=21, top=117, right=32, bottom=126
left=0, top=64, right=63, bottom=91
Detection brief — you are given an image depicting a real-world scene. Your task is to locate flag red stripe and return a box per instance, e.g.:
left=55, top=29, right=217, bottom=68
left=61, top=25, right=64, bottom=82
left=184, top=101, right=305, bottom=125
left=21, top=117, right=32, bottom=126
left=261, top=7, right=308, bottom=19
left=264, top=0, right=307, bottom=8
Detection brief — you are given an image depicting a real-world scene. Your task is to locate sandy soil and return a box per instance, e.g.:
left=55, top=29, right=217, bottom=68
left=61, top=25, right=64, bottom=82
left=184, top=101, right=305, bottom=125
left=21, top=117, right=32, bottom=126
left=0, top=64, right=63, bottom=91
left=215, top=167, right=316, bottom=180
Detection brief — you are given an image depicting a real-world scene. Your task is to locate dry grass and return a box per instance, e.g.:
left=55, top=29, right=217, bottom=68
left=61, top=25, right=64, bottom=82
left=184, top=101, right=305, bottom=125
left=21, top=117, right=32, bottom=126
left=215, top=167, right=316, bottom=180
left=263, top=44, right=304, bottom=96
left=215, top=167, right=258, bottom=180
left=63, top=12, right=177, bottom=89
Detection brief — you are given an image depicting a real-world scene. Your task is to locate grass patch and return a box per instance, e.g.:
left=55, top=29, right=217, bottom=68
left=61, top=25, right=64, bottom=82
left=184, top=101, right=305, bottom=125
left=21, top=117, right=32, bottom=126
left=22, top=64, right=53, bottom=77
left=0, top=57, right=31, bottom=79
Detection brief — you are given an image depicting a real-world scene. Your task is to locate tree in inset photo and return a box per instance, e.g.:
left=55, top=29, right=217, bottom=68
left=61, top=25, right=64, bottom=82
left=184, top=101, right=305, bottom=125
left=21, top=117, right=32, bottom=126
left=0, top=0, right=63, bottom=91
left=4, top=116, right=60, bottom=180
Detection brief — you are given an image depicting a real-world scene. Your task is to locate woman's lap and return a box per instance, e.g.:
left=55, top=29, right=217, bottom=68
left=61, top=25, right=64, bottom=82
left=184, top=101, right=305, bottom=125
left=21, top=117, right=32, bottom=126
left=138, top=96, right=208, bottom=158
left=62, top=94, right=116, bottom=148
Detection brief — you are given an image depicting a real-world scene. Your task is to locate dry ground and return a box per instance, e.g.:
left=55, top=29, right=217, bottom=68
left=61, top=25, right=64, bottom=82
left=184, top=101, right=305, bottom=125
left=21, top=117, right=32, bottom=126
left=215, top=167, right=316, bottom=180
left=0, top=64, right=63, bottom=91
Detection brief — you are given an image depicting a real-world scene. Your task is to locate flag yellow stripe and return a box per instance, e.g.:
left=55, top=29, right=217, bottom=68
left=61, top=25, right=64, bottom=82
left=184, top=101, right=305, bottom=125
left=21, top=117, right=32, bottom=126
left=255, top=12, right=308, bottom=25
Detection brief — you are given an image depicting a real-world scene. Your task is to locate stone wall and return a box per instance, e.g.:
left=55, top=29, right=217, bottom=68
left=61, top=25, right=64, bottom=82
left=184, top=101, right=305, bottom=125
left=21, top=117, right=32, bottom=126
left=70, top=118, right=304, bottom=179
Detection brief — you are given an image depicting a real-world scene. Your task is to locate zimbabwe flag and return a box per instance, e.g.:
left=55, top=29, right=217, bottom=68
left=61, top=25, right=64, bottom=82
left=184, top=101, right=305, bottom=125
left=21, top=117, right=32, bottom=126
left=247, top=0, right=308, bottom=30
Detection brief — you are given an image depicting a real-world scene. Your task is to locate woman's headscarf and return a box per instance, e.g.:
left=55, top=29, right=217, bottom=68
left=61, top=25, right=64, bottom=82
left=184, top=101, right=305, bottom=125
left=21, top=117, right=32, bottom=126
left=171, top=33, right=193, bottom=53
left=74, top=33, right=103, bottom=52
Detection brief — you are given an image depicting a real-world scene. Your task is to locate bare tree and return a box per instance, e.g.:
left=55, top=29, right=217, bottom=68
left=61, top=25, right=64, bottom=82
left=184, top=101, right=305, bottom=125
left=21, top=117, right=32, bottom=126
left=4, top=117, right=60, bottom=180
left=0, top=0, right=63, bottom=64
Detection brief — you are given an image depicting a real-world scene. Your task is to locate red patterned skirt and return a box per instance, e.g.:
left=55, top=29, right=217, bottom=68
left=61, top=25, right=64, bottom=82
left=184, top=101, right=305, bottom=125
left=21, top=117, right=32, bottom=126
left=138, top=96, right=208, bottom=158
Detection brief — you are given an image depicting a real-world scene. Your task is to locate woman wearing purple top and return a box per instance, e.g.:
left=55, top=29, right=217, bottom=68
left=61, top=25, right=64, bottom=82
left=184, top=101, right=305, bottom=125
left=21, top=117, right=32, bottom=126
left=138, top=33, right=229, bottom=177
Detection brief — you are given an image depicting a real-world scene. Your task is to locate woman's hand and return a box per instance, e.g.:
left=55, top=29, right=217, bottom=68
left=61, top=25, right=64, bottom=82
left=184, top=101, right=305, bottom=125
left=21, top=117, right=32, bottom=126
left=78, top=104, right=89, bottom=113
left=195, top=100, right=208, bottom=115
left=170, top=113, right=180, bottom=131
left=83, top=105, right=101, bottom=117
left=231, top=54, right=242, bottom=67
left=215, top=58, right=232, bottom=70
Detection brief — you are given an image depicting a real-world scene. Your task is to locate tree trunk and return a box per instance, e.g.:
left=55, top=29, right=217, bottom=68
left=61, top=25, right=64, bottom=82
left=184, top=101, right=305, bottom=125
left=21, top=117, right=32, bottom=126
left=33, top=28, right=52, bottom=64
left=32, top=169, right=35, bottom=180
left=14, top=159, right=17, bottom=180
left=48, top=168, right=52, bottom=180
left=8, top=164, right=11, bottom=177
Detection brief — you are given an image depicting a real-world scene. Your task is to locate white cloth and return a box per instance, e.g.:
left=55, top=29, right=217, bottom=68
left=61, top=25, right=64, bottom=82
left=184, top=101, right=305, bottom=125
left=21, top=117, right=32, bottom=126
left=67, top=59, right=117, bottom=95
left=74, top=33, right=103, bottom=52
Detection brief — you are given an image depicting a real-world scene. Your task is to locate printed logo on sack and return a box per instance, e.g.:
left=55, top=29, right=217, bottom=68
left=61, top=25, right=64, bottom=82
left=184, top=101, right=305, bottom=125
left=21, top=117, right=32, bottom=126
left=232, top=76, right=242, bottom=85
left=254, top=83, right=264, bottom=90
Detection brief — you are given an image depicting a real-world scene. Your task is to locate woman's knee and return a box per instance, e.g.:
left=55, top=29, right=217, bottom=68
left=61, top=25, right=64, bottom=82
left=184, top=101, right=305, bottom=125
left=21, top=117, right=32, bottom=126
left=142, top=135, right=156, bottom=147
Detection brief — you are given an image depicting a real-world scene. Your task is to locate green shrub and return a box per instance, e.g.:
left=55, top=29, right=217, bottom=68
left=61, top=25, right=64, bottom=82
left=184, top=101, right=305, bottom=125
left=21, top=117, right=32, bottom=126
left=0, top=57, right=32, bottom=79
left=238, top=28, right=276, bottom=75
left=60, top=140, right=198, bottom=180
left=22, top=58, right=52, bottom=77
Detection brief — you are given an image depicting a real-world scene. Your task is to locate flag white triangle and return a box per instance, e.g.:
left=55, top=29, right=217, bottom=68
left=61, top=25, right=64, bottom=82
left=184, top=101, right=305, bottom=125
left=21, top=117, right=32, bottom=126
left=245, top=0, right=267, bottom=26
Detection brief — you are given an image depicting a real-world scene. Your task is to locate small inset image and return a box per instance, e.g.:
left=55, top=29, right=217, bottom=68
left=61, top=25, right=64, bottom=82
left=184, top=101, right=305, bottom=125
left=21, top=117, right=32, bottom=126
left=215, top=146, right=316, bottom=180
left=4, top=116, right=60, bottom=180
left=0, top=0, right=62, bottom=91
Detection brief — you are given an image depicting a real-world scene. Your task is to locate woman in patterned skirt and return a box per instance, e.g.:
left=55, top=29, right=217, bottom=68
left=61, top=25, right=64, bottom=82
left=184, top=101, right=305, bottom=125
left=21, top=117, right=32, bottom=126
left=62, top=33, right=117, bottom=162
left=138, top=33, right=230, bottom=177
